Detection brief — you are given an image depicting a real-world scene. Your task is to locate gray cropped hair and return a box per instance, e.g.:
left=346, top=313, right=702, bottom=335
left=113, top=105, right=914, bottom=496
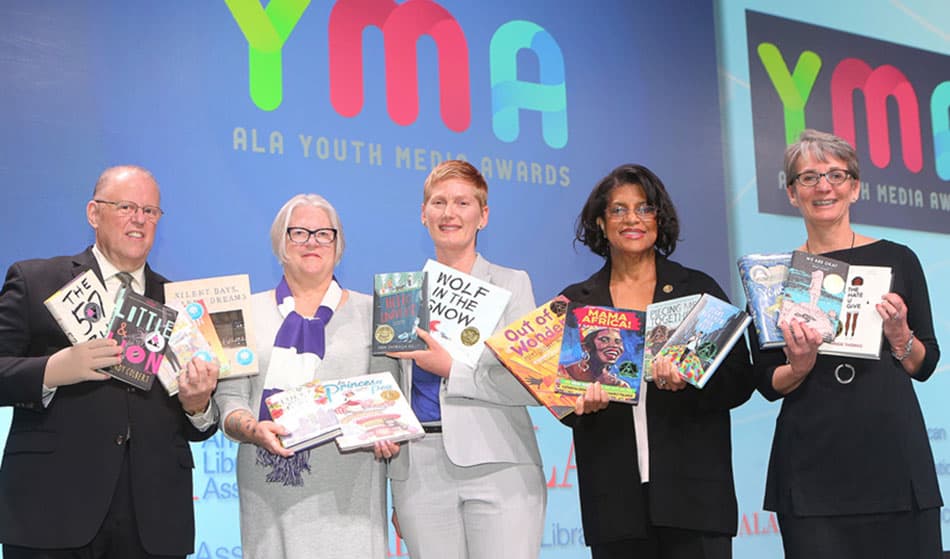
left=784, top=129, right=860, bottom=187
left=269, top=194, right=345, bottom=265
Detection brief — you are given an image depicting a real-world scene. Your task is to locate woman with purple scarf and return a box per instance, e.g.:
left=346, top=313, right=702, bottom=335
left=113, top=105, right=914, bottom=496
left=215, top=194, right=397, bottom=559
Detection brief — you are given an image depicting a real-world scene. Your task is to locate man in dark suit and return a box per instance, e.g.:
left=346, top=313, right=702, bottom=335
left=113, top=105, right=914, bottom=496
left=0, top=165, right=219, bottom=559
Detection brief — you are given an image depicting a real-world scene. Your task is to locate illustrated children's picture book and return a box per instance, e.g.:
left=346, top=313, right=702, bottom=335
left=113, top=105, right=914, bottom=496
left=737, top=252, right=792, bottom=349
left=264, top=381, right=342, bottom=452
left=322, top=372, right=424, bottom=452
left=777, top=251, right=849, bottom=343
left=105, top=288, right=177, bottom=391
left=372, top=271, right=429, bottom=354
left=155, top=303, right=216, bottom=396
left=164, top=274, right=257, bottom=378
left=556, top=303, right=646, bottom=404
left=655, top=293, right=750, bottom=389
left=819, top=265, right=892, bottom=359
left=643, top=294, right=701, bottom=382
left=44, top=269, right=115, bottom=345
left=485, top=295, right=576, bottom=420
left=422, top=259, right=512, bottom=367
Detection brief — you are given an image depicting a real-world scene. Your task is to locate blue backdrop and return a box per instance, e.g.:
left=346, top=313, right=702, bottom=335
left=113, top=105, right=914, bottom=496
left=1, top=1, right=946, bottom=558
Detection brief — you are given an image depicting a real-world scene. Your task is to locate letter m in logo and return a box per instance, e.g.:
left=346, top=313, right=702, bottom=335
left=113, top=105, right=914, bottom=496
left=329, top=0, right=471, bottom=132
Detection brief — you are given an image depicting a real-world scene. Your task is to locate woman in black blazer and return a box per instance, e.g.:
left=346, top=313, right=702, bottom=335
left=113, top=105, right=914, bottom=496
left=560, top=164, right=755, bottom=559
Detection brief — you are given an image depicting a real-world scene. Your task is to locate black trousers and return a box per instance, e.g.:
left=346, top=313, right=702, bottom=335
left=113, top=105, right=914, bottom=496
left=3, top=444, right=182, bottom=559
left=591, top=526, right=731, bottom=559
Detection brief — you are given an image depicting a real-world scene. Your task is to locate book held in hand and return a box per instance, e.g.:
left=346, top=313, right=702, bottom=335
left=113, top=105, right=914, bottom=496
left=422, top=259, right=512, bottom=367
left=737, top=252, right=791, bottom=349
left=485, top=295, right=576, bottom=419
left=372, top=271, right=429, bottom=354
left=655, top=293, right=750, bottom=389
left=643, top=294, right=701, bottom=382
left=104, top=288, right=178, bottom=390
left=164, top=274, right=258, bottom=378
left=322, top=372, right=424, bottom=452
left=264, top=381, right=342, bottom=452
left=778, top=251, right=849, bottom=343
left=819, top=265, right=892, bottom=359
left=156, top=303, right=216, bottom=396
left=556, top=303, right=645, bottom=404
left=44, top=269, right=115, bottom=344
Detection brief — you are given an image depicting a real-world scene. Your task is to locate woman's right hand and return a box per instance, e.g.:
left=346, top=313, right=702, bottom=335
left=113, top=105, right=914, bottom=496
left=777, top=319, right=822, bottom=391
left=574, top=381, right=610, bottom=415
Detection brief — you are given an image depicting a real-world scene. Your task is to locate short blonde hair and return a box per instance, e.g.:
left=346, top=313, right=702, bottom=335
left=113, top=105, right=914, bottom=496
left=269, top=194, right=345, bottom=265
left=422, top=160, right=488, bottom=207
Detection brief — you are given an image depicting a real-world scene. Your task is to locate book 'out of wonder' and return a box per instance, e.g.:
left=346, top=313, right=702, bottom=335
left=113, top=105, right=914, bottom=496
left=485, top=295, right=576, bottom=420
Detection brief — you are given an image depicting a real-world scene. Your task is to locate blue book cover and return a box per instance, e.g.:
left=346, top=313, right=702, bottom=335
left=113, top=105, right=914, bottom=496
left=737, top=252, right=791, bottom=349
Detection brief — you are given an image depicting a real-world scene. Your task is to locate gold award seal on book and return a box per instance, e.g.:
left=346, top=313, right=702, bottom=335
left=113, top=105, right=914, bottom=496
left=380, top=389, right=400, bottom=401
left=375, top=325, right=395, bottom=344
left=460, top=326, right=480, bottom=346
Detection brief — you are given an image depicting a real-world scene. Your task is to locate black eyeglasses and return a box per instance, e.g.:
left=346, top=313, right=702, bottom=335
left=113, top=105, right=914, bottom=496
left=793, top=169, right=853, bottom=187
left=605, top=204, right=657, bottom=221
left=94, top=199, right=164, bottom=222
left=286, top=227, right=337, bottom=246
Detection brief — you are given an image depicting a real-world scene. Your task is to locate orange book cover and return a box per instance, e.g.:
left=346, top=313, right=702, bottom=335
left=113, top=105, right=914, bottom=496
left=485, top=296, right=576, bottom=420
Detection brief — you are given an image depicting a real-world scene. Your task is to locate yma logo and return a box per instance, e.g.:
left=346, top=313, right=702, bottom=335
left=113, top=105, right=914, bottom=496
left=225, top=0, right=569, bottom=148
left=746, top=10, right=950, bottom=234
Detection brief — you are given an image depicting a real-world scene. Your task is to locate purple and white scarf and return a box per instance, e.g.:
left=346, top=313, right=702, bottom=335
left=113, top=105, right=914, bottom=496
left=256, top=276, right=342, bottom=486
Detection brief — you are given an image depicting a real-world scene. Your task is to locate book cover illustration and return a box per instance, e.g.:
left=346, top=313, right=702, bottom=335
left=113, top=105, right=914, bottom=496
left=372, top=271, right=429, bottom=354
left=156, top=303, right=216, bottom=396
left=819, top=265, right=892, bottom=359
left=737, top=252, right=792, bottom=349
left=164, top=274, right=257, bottom=378
left=655, top=293, right=751, bottom=389
left=422, top=259, right=512, bottom=368
left=485, top=295, right=576, bottom=420
left=264, top=381, right=342, bottom=452
left=643, top=294, right=701, bottom=382
left=556, top=303, right=645, bottom=404
left=322, top=372, right=424, bottom=452
left=44, top=269, right=115, bottom=345
left=777, top=251, right=849, bottom=343
left=104, top=288, right=177, bottom=391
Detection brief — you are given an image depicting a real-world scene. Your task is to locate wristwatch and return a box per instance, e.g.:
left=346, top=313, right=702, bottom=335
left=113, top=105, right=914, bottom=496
left=892, top=331, right=915, bottom=361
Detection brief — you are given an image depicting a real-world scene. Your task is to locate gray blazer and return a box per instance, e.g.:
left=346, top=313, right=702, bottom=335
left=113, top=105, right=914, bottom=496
left=388, top=254, right=542, bottom=480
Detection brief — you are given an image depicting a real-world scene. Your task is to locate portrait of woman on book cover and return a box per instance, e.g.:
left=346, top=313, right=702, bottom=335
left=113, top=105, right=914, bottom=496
left=559, top=325, right=633, bottom=388
left=558, top=163, right=756, bottom=559
left=750, top=129, right=943, bottom=559
left=213, top=194, right=397, bottom=559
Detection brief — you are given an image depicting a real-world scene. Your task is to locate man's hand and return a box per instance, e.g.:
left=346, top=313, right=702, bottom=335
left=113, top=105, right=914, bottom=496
left=43, top=338, right=118, bottom=387
left=177, top=357, right=219, bottom=416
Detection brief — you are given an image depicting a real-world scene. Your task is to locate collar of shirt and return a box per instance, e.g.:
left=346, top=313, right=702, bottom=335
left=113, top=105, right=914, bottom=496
left=91, top=244, right=146, bottom=295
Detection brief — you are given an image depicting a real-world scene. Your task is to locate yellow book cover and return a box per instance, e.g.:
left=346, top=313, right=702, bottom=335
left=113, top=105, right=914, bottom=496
left=485, top=295, right=576, bottom=419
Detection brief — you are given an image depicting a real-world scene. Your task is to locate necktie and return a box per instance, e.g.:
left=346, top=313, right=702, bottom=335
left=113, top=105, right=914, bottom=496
left=115, top=272, right=134, bottom=293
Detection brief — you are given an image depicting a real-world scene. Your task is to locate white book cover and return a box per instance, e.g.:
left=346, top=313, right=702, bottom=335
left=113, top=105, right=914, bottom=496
left=422, top=259, right=512, bottom=367
left=323, top=371, right=424, bottom=452
left=44, top=269, right=115, bottom=345
left=164, top=274, right=258, bottom=378
left=156, top=302, right=216, bottom=396
left=265, top=381, right=342, bottom=452
left=819, top=265, right=892, bottom=359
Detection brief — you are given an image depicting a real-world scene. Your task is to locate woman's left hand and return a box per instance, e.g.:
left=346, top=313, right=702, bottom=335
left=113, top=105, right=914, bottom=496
left=372, top=440, right=400, bottom=461
left=387, top=328, right=453, bottom=377
left=652, top=356, right=687, bottom=392
left=877, top=292, right=913, bottom=347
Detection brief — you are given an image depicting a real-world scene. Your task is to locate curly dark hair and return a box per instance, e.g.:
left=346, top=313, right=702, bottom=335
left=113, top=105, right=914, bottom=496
left=574, top=164, right=680, bottom=258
